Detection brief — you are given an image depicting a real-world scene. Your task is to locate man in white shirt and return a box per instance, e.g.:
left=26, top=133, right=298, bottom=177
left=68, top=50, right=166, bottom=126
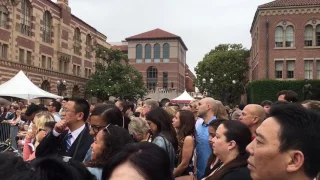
left=36, top=98, right=93, bottom=161
left=48, top=101, right=62, bottom=122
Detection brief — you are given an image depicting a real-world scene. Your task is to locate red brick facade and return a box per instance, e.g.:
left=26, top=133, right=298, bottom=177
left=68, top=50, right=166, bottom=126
left=250, top=1, right=320, bottom=81
left=0, top=0, right=108, bottom=98
left=112, top=29, right=195, bottom=93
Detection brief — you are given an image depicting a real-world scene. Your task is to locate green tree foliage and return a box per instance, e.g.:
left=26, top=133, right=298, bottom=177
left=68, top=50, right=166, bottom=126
left=86, top=46, right=147, bottom=100
left=247, top=80, right=320, bottom=104
left=195, top=44, right=250, bottom=104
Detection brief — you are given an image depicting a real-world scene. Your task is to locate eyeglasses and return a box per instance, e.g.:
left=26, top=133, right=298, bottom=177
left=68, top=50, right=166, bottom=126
left=88, top=123, right=107, bottom=133
left=104, top=124, right=111, bottom=135
left=62, top=108, right=76, bottom=113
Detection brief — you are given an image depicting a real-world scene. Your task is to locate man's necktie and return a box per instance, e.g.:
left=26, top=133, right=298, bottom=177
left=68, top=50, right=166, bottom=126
left=66, top=133, right=72, bottom=152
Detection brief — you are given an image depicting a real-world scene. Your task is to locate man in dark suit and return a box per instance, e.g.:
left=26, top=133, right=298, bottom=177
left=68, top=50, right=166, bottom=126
left=36, top=98, right=93, bottom=161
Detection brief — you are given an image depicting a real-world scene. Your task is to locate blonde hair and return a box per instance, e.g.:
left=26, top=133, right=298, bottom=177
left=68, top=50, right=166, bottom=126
left=128, top=117, right=150, bottom=138
left=214, top=100, right=229, bottom=120
left=34, top=111, right=54, bottom=132
left=164, top=106, right=177, bottom=120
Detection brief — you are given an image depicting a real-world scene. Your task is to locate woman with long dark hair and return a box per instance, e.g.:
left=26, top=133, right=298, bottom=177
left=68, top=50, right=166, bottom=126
left=202, top=120, right=252, bottom=180
left=0, top=106, right=7, bottom=122
left=85, top=125, right=133, bottom=180
left=146, top=107, right=178, bottom=172
left=202, top=119, right=227, bottom=179
left=172, top=110, right=195, bottom=177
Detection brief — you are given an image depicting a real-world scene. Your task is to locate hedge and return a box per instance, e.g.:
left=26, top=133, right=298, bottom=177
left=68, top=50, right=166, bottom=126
left=246, top=80, right=320, bottom=104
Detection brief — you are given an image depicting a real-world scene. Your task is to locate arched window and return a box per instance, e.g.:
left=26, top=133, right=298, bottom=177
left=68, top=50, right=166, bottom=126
left=305, top=25, right=313, bottom=46
left=285, top=26, right=294, bottom=47
left=85, top=34, right=92, bottom=58
left=145, top=44, right=151, bottom=63
left=86, top=34, right=92, bottom=46
left=146, top=66, right=158, bottom=90
left=73, top=28, right=81, bottom=55
left=42, top=11, right=51, bottom=43
left=0, top=5, right=8, bottom=27
left=154, top=43, right=160, bottom=63
left=275, top=26, right=283, bottom=47
left=21, top=0, right=31, bottom=36
left=316, top=25, right=320, bottom=46
left=136, top=44, right=142, bottom=63
left=163, top=43, right=170, bottom=62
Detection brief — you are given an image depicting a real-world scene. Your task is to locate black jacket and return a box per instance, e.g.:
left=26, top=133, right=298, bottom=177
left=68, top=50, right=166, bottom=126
left=36, top=124, right=93, bottom=162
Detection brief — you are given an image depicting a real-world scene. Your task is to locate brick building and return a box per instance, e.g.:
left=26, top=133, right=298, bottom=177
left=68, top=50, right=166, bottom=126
left=111, top=28, right=195, bottom=102
left=0, top=0, right=108, bottom=98
left=250, top=0, right=320, bottom=81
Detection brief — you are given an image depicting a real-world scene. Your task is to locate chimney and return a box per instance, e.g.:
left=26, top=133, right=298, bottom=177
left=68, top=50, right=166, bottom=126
left=56, top=0, right=69, bottom=6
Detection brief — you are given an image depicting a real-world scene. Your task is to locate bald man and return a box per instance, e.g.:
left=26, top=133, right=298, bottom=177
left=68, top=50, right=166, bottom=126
left=239, top=104, right=265, bottom=139
left=195, top=97, right=217, bottom=180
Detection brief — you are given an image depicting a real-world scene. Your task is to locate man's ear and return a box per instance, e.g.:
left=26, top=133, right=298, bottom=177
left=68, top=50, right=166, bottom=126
left=286, top=150, right=304, bottom=173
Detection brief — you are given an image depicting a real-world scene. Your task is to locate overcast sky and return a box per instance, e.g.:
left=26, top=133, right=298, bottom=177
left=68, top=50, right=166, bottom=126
left=60, top=0, right=271, bottom=74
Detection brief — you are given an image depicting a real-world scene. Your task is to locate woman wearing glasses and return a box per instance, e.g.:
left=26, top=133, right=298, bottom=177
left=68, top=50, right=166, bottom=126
left=85, top=125, right=133, bottom=180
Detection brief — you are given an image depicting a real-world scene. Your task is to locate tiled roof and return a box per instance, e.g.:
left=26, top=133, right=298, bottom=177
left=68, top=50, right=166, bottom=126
left=259, top=0, right=320, bottom=8
left=125, top=28, right=188, bottom=50
left=126, top=28, right=179, bottom=40
left=111, top=45, right=128, bottom=52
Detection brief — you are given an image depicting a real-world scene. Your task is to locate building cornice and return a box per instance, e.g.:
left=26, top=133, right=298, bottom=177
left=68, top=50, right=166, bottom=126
left=250, top=5, right=320, bottom=33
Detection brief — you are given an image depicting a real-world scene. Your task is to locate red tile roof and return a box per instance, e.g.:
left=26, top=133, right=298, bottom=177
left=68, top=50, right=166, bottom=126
left=259, top=0, right=320, bottom=8
left=125, top=28, right=188, bottom=50
left=111, top=45, right=128, bottom=52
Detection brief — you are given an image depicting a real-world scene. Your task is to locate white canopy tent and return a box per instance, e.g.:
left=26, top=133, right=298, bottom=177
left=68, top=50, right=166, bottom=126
left=0, top=70, right=62, bottom=100
left=171, top=90, right=194, bottom=104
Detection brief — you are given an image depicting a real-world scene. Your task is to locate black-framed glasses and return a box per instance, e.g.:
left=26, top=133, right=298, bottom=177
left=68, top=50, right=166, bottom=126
left=88, top=123, right=106, bottom=133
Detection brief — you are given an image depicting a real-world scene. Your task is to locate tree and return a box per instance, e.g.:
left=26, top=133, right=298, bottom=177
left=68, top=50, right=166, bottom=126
left=195, top=44, right=250, bottom=105
left=86, top=46, right=147, bottom=101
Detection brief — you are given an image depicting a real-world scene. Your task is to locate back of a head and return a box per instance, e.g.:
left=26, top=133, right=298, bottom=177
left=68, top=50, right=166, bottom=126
left=52, top=101, right=62, bottom=112
left=91, top=104, right=115, bottom=117
left=261, top=100, right=273, bottom=107
left=25, top=104, right=41, bottom=117
left=0, top=153, right=28, bottom=179
left=71, top=98, right=90, bottom=121
left=102, top=107, right=123, bottom=127
left=269, top=104, right=320, bottom=178
left=221, top=120, right=252, bottom=154
left=215, top=101, right=229, bottom=120
left=277, top=90, right=299, bottom=103
left=144, top=99, right=159, bottom=109
left=102, top=142, right=174, bottom=180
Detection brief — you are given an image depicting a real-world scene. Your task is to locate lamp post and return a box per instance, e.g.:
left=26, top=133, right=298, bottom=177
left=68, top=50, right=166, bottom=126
left=202, top=78, right=214, bottom=97
left=57, top=80, right=66, bottom=96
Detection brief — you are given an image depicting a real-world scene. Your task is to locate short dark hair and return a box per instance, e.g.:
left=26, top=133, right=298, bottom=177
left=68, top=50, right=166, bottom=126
left=25, top=104, right=41, bottom=117
left=70, top=98, right=90, bottom=121
left=91, top=104, right=115, bottom=117
left=102, top=142, right=174, bottom=180
left=269, top=104, right=320, bottom=178
left=126, top=101, right=134, bottom=112
left=51, top=101, right=62, bottom=112
left=62, top=98, right=69, bottom=102
left=238, top=104, right=246, bottom=111
left=277, top=90, right=299, bottom=103
left=261, top=100, right=272, bottom=107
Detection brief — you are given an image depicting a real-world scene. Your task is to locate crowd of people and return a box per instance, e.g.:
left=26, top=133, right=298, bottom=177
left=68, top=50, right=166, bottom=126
left=0, top=89, right=320, bottom=180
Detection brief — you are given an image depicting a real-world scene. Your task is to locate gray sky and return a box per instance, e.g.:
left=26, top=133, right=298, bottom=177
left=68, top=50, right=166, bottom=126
left=63, top=0, right=271, bottom=74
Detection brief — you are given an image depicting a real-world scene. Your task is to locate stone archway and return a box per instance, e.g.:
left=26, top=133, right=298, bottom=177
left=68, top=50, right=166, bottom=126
left=41, top=80, right=51, bottom=92
left=72, top=85, right=80, bottom=98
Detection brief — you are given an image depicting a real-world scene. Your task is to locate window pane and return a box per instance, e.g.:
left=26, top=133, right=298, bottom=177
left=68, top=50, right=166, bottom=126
left=47, top=57, right=51, bottom=69
left=285, top=26, right=294, bottom=47
left=136, top=44, right=142, bottom=59
left=275, top=61, right=283, bottom=70
left=317, top=61, right=320, bottom=79
left=275, top=27, right=283, bottom=47
left=19, top=49, right=24, bottom=63
left=26, top=51, right=31, bottom=65
left=42, top=55, right=46, bottom=68
left=316, top=25, right=320, bottom=46
left=305, top=25, right=313, bottom=46
left=154, top=44, right=160, bottom=59
left=304, top=61, right=313, bottom=79
left=163, top=43, right=170, bottom=59
left=145, top=44, right=151, bottom=60
left=2, top=44, right=7, bottom=58
left=286, top=61, right=295, bottom=78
